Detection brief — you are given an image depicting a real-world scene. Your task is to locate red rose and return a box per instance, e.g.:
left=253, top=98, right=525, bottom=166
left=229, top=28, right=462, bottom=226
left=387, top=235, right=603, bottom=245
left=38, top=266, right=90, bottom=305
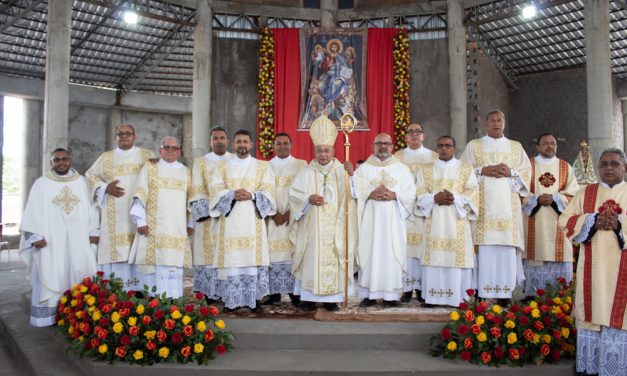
left=156, top=330, right=167, bottom=342
left=183, top=325, right=194, bottom=337
left=505, top=312, right=516, bottom=320
left=523, top=329, right=534, bottom=341
left=185, top=304, right=194, bottom=313
left=170, top=305, right=179, bottom=313
left=127, top=290, right=136, bottom=297
left=99, top=317, right=110, bottom=327
left=171, top=332, right=183, bottom=344
left=534, top=321, right=544, bottom=330
left=195, top=292, right=205, bottom=300
left=493, top=347, right=504, bottom=359
left=458, top=302, right=469, bottom=310
left=97, top=329, right=108, bottom=340
left=490, top=326, right=501, bottom=338
left=115, top=301, right=123, bottom=310
left=510, top=304, right=520, bottom=313
left=149, top=299, right=159, bottom=309
left=199, top=306, right=210, bottom=316
left=464, top=310, right=475, bottom=322
left=540, top=344, right=550, bottom=356
left=493, top=315, right=503, bottom=325
left=102, top=304, right=112, bottom=314
left=164, top=319, right=176, bottom=330
left=541, top=304, right=551, bottom=313
left=457, top=324, right=469, bottom=335
left=215, top=344, right=226, bottom=355
left=118, top=308, right=130, bottom=317
left=120, top=335, right=131, bottom=346
left=522, top=306, right=532, bottom=315
left=124, top=301, right=134, bottom=310
left=543, top=316, right=552, bottom=327
left=536, top=289, right=545, bottom=297
left=441, top=328, right=451, bottom=340
left=519, top=315, right=529, bottom=325
left=209, top=306, right=219, bottom=317
left=471, top=324, right=481, bottom=335
left=558, top=277, right=566, bottom=285
left=204, top=330, right=215, bottom=342
left=146, top=340, right=156, bottom=350
left=154, top=310, right=164, bottom=320
left=466, top=289, right=475, bottom=297
left=463, top=337, right=473, bottom=349
left=101, top=279, right=109, bottom=285
left=509, top=348, right=520, bottom=360
left=129, top=326, right=140, bottom=336
left=485, top=312, right=494, bottom=321
left=552, top=329, right=561, bottom=339
left=551, top=349, right=561, bottom=362
left=460, top=350, right=472, bottom=361
left=480, top=351, right=491, bottom=364
left=115, top=346, right=126, bottom=358
left=97, top=271, right=104, bottom=277
left=142, top=315, right=151, bottom=325
left=180, top=346, right=191, bottom=357
left=90, top=338, right=100, bottom=348
left=475, top=301, right=489, bottom=314
left=519, top=347, right=527, bottom=355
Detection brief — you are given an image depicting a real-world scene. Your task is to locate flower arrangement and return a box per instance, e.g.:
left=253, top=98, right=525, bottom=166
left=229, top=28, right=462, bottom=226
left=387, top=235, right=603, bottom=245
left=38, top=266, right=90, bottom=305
left=430, top=278, right=576, bottom=366
left=257, top=26, right=276, bottom=159
left=56, top=272, right=233, bottom=365
left=392, top=29, right=410, bottom=151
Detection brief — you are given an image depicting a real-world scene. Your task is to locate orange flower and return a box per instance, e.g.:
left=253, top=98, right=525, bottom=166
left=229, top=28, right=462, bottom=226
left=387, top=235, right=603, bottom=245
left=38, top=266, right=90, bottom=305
left=540, top=344, right=550, bottom=356
left=115, top=346, right=127, bottom=358
left=464, top=310, right=475, bottom=322
left=164, top=319, right=176, bottom=330
left=180, top=346, right=191, bottom=358
left=463, top=337, right=473, bottom=349
left=481, top=351, right=492, bottom=364
left=183, top=325, right=194, bottom=337
left=523, top=329, right=534, bottom=341
left=509, top=348, right=520, bottom=360
left=204, top=330, right=215, bottom=342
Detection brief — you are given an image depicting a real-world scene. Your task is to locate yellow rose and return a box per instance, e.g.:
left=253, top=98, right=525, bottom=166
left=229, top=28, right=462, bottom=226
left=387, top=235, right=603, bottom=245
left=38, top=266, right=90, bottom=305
left=136, top=305, right=145, bottom=315
left=566, top=296, right=573, bottom=305
left=567, top=344, right=575, bottom=353
left=158, top=347, right=170, bottom=358
left=529, top=301, right=538, bottom=309
left=507, top=332, right=517, bottom=344
left=194, top=343, right=204, bottom=354
left=196, top=321, right=206, bottom=332
left=475, top=316, right=485, bottom=326
left=60, top=296, right=68, bottom=304
left=99, top=344, right=108, bottom=354
left=561, top=327, right=570, bottom=339
left=532, top=334, right=540, bottom=344
left=128, top=317, right=137, bottom=326
left=553, top=297, right=563, bottom=305
left=70, top=299, right=78, bottom=307
left=78, top=336, right=84, bottom=342
left=531, top=308, right=540, bottom=318
left=552, top=306, right=562, bottom=314
left=215, top=320, right=226, bottom=330
left=504, top=320, right=516, bottom=329
left=144, top=330, right=156, bottom=340
left=171, top=310, right=182, bottom=320
left=182, top=315, right=191, bottom=325
left=477, top=332, right=487, bottom=342
left=88, top=306, right=95, bottom=313
left=87, top=296, right=96, bottom=306
left=491, top=305, right=502, bottom=314
left=113, top=322, right=124, bottom=334
left=57, top=319, right=65, bottom=326
left=92, top=310, right=101, bottom=321
left=566, top=316, right=574, bottom=324
left=68, top=326, right=74, bottom=334
left=449, top=311, right=460, bottom=321
left=446, top=341, right=457, bottom=351
left=111, top=311, right=121, bottom=323
left=80, top=285, right=88, bottom=293
left=76, top=311, right=84, bottom=319
left=543, top=334, right=552, bottom=344
left=133, top=350, right=143, bottom=360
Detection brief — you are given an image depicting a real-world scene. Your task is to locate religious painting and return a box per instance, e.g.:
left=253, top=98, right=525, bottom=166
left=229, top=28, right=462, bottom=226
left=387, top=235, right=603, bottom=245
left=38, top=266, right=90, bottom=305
left=298, top=28, right=368, bottom=130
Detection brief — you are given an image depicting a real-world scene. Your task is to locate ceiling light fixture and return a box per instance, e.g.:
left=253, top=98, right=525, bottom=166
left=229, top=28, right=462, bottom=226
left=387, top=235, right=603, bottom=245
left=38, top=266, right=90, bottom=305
left=123, top=10, right=138, bottom=24
left=521, top=3, right=538, bottom=19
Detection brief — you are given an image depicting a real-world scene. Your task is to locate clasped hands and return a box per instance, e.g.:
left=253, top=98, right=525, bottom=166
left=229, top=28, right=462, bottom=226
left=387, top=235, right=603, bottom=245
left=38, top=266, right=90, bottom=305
left=538, top=193, right=554, bottom=206
left=434, top=190, right=454, bottom=206
left=272, top=211, right=290, bottom=226
left=368, top=184, right=396, bottom=201
left=234, top=189, right=253, bottom=201
left=137, top=226, right=194, bottom=236
left=481, top=163, right=511, bottom=178
left=595, top=211, right=619, bottom=231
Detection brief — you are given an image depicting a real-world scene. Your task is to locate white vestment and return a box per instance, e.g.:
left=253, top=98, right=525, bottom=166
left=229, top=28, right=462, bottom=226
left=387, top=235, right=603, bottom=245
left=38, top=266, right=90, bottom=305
left=522, top=155, right=579, bottom=295
left=128, top=160, right=192, bottom=298
left=188, top=151, right=230, bottom=299
left=209, top=155, right=276, bottom=309
left=85, top=146, right=154, bottom=289
left=355, top=155, right=416, bottom=301
left=19, top=169, right=98, bottom=326
left=415, top=158, right=479, bottom=306
left=395, top=146, right=437, bottom=292
left=460, top=136, right=531, bottom=298
left=289, top=159, right=357, bottom=303
left=267, top=155, right=307, bottom=295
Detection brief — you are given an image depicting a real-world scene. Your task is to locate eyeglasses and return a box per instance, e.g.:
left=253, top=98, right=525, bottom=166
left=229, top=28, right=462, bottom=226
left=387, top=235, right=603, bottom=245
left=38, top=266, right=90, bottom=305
left=116, top=131, right=134, bottom=137
left=161, top=145, right=181, bottom=151
left=437, top=144, right=455, bottom=148
left=374, top=142, right=393, bottom=147
left=406, top=129, right=424, bottom=135
left=52, top=157, right=70, bottom=163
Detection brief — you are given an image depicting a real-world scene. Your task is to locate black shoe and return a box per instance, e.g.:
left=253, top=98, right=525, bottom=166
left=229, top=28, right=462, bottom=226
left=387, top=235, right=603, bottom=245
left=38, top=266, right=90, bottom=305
left=497, top=298, right=510, bottom=307
left=289, top=293, right=301, bottom=306
left=400, top=291, right=412, bottom=303
left=359, top=298, right=376, bottom=308
left=422, top=302, right=438, bottom=308
left=323, top=303, right=339, bottom=311
left=384, top=300, right=400, bottom=307
left=415, top=290, right=425, bottom=303
left=251, top=302, right=263, bottom=313
left=300, top=301, right=316, bottom=312
left=261, top=293, right=281, bottom=305
left=223, top=307, right=238, bottom=313
left=204, top=296, right=218, bottom=305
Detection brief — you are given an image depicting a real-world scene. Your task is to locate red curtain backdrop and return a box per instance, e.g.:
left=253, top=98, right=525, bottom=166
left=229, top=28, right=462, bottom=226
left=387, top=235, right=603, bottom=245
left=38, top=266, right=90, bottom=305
left=267, top=28, right=397, bottom=164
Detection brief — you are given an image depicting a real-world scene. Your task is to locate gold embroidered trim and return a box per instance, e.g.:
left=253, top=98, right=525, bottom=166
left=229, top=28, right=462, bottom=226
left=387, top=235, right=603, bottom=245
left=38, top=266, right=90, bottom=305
left=145, top=163, right=159, bottom=265
left=103, top=151, right=117, bottom=262
left=158, top=177, right=188, bottom=191
left=269, top=239, right=294, bottom=252
left=113, top=164, right=142, bottom=176
left=52, top=186, right=81, bottom=215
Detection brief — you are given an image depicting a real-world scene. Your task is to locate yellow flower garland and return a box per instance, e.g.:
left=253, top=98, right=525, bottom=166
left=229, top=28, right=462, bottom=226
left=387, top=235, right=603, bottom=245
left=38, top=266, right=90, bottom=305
left=392, top=29, right=410, bottom=151
left=257, top=27, right=275, bottom=159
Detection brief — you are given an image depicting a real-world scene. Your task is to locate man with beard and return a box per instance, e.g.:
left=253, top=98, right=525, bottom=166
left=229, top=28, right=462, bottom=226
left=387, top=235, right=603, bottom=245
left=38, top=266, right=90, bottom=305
left=20, top=148, right=98, bottom=326
left=394, top=123, right=437, bottom=303
left=522, top=133, right=579, bottom=297
left=559, top=148, right=627, bottom=376
left=188, top=126, right=230, bottom=302
left=209, top=129, right=276, bottom=312
left=352, top=133, right=416, bottom=307
left=415, top=136, right=479, bottom=307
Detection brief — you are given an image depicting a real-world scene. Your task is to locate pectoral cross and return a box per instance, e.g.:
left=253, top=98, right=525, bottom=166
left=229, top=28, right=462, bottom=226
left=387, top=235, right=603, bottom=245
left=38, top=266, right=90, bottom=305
left=428, top=288, right=437, bottom=297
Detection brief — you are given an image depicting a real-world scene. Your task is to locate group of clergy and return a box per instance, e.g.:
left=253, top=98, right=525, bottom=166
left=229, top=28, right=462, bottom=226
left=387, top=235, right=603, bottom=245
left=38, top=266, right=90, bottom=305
left=19, top=109, right=627, bottom=376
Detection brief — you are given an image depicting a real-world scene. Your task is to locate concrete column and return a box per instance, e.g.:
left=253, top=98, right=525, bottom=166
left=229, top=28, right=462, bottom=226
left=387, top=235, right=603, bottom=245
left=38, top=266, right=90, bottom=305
left=183, top=114, right=193, bottom=166
left=22, top=99, right=43, bottom=206
left=622, top=100, right=627, bottom=153
left=107, top=107, right=122, bottom=149
left=448, top=0, right=467, bottom=150
left=584, top=0, right=614, bottom=165
left=42, top=0, right=71, bottom=167
left=191, top=0, right=212, bottom=159
left=320, top=0, right=338, bottom=28
left=0, top=96, right=3, bottom=222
